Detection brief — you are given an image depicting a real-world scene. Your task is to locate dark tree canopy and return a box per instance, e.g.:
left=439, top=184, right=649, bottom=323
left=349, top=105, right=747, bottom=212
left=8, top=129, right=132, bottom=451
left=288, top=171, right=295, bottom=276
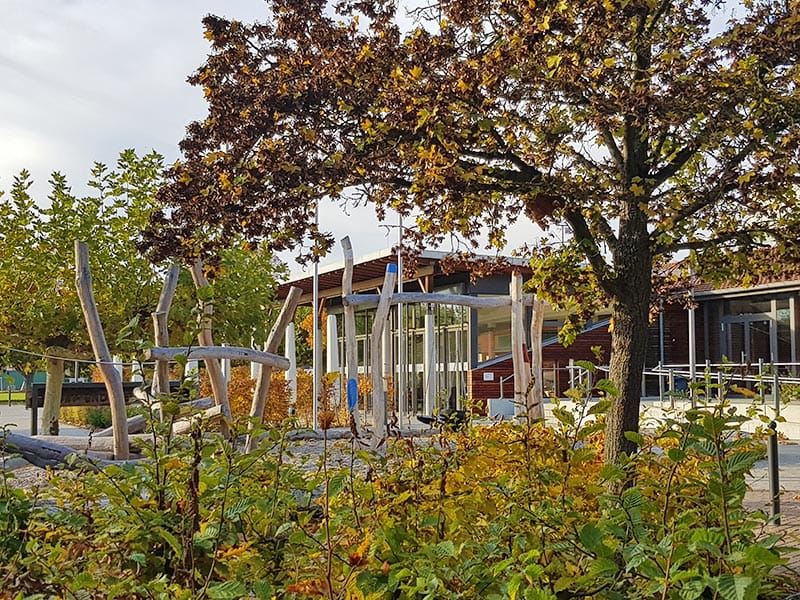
left=148, top=0, right=800, bottom=463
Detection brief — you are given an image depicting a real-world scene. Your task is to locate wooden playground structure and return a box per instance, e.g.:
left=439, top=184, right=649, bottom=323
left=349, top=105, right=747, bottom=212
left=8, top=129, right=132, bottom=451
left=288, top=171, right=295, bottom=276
left=2, top=237, right=548, bottom=466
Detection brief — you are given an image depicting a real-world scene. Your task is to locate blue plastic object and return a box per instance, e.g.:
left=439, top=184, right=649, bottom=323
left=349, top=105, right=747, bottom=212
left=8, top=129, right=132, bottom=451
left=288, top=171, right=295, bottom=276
left=347, top=378, right=358, bottom=412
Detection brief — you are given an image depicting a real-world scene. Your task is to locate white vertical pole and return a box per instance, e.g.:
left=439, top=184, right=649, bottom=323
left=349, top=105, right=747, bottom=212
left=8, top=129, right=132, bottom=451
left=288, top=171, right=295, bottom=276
left=424, top=305, right=436, bottom=414
left=250, top=335, right=259, bottom=379
left=221, top=343, right=231, bottom=383
left=326, top=314, right=340, bottom=404
left=312, top=205, right=320, bottom=430
left=397, top=215, right=405, bottom=426
left=285, top=323, right=297, bottom=411
left=112, top=355, right=123, bottom=379
left=688, top=297, right=697, bottom=408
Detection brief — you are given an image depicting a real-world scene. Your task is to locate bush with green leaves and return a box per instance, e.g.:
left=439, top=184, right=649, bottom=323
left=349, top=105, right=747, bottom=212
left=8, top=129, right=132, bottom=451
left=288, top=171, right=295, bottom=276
left=0, top=381, right=797, bottom=598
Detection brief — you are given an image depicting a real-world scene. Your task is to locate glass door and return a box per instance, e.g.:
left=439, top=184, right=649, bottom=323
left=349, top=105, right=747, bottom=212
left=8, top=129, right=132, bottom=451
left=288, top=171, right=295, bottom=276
left=722, top=317, right=775, bottom=364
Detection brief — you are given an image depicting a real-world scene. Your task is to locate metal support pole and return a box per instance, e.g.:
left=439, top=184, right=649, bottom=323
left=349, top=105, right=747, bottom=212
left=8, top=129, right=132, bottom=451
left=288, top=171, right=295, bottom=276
left=768, top=420, right=781, bottom=524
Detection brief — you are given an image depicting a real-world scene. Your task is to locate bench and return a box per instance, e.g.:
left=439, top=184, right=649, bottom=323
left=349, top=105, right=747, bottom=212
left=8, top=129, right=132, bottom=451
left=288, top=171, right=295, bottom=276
left=26, top=381, right=185, bottom=435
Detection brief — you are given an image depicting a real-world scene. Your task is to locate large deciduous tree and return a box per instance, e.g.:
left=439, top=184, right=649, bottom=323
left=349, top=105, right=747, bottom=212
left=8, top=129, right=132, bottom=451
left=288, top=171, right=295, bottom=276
left=146, top=0, right=800, bottom=463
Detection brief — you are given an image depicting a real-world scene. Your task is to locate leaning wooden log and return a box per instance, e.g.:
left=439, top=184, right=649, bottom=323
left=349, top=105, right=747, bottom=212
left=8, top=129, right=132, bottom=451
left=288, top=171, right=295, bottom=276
left=341, top=237, right=361, bottom=434
left=152, top=263, right=180, bottom=401
left=143, top=396, right=216, bottom=422
left=1, top=431, right=142, bottom=470
left=32, top=435, right=143, bottom=454
left=529, top=295, right=546, bottom=420
left=94, top=414, right=148, bottom=437
left=511, top=272, right=530, bottom=418
left=245, top=286, right=302, bottom=453
left=145, top=346, right=290, bottom=370
left=190, top=260, right=231, bottom=437
left=172, top=405, right=224, bottom=435
left=74, top=241, right=130, bottom=460
left=370, top=264, right=397, bottom=450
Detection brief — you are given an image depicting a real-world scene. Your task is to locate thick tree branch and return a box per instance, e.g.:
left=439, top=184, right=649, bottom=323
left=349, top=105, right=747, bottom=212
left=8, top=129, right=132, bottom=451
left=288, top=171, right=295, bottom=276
left=599, top=125, right=625, bottom=174
left=564, top=209, right=616, bottom=297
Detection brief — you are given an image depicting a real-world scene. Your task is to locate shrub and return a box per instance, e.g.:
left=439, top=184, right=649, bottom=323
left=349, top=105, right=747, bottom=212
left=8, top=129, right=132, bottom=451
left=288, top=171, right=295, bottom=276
left=1, top=383, right=796, bottom=598
left=60, top=405, right=145, bottom=430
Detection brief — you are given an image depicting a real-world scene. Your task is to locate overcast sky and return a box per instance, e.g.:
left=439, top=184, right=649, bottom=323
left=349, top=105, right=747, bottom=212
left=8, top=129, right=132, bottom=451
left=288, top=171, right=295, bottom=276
left=0, top=0, right=536, bottom=274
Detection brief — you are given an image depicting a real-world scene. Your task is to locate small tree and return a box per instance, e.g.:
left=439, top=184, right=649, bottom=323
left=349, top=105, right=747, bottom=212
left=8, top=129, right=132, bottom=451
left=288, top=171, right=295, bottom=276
left=145, top=0, right=800, bottom=464
left=0, top=150, right=286, bottom=376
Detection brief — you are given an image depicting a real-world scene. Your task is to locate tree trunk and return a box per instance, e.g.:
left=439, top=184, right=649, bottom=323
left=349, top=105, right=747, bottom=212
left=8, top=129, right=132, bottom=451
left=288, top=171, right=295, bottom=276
left=41, top=353, right=65, bottom=435
left=604, top=214, right=652, bottom=466
left=605, top=300, right=651, bottom=463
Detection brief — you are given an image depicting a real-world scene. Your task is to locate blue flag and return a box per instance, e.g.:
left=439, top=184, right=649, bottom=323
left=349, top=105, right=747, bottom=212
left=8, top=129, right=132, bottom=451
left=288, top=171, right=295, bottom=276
left=347, top=378, right=358, bottom=413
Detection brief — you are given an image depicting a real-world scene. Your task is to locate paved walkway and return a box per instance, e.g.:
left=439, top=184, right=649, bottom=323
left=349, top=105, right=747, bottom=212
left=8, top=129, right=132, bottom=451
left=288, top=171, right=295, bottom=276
left=744, top=490, right=800, bottom=578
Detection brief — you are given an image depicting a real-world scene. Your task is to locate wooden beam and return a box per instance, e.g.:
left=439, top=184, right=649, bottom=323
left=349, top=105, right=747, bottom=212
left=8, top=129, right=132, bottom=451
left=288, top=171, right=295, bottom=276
left=341, top=237, right=361, bottom=434
left=344, top=291, right=541, bottom=309
left=145, top=346, right=290, bottom=370
left=190, top=260, right=231, bottom=434
left=511, top=272, right=530, bottom=418
left=370, top=264, right=397, bottom=450
left=74, top=241, right=130, bottom=460
left=297, top=265, right=435, bottom=304
left=529, top=296, right=545, bottom=420
left=152, top=263, right=180, bottom=400
left=245, top=286, right=302, bottom=453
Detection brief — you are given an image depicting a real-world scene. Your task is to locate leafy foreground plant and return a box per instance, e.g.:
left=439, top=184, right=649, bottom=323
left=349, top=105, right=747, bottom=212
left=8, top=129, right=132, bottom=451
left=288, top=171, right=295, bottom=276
left=0, top=395, right=797, bottom=599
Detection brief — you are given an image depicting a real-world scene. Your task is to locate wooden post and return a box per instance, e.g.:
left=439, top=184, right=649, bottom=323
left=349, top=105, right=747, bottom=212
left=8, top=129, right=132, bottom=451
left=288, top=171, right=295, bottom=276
left=510, top=272, right=530, bottom=418
left=529, top=296, right=545, bottom=420
left=244, top=286, right=302, bottom=453
left=190, top=260, right=231, bottom=436
left=341, top=237, right=361, bottom=432
left=151, top=263, right=180, bottom=401
left=370, top=264, right=397, bottom=449
left=41, top=351, right=65, bottom=435
left=74, top=241, right=130, bottom=460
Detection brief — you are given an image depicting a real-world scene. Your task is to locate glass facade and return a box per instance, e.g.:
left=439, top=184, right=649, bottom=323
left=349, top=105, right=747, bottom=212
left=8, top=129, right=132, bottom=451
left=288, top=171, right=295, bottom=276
left=335, top=283, right=471, bottom=414
left=714, top=293, right=796, bottom=365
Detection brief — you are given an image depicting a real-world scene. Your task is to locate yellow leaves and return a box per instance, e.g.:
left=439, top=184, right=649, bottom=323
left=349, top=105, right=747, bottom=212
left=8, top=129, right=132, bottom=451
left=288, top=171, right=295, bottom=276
left=203, top=86, right=213, bottom=98
left=202, top=151, right=226, bottom=166
left=630, top=182, right=645, bottom=196
left=219, top=172, right=232, bottom=190
left=738, top=171, right=756, bottom=185
left=456, top=78, right=470, bottom=93
left=217, top=541, right=254, bottom=560
left=538, top=14, right=551, bottom=31
left=162, top=458, right=183, bottom=471
left=357, top=43, right=374, bottom=61
left=348, top=535, right=371, bottom=566
left=409, top=65, right=423, bottom=81
left=203, top=26, right=214, bottom=40
left=603, top=57, right=616, bottom=68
